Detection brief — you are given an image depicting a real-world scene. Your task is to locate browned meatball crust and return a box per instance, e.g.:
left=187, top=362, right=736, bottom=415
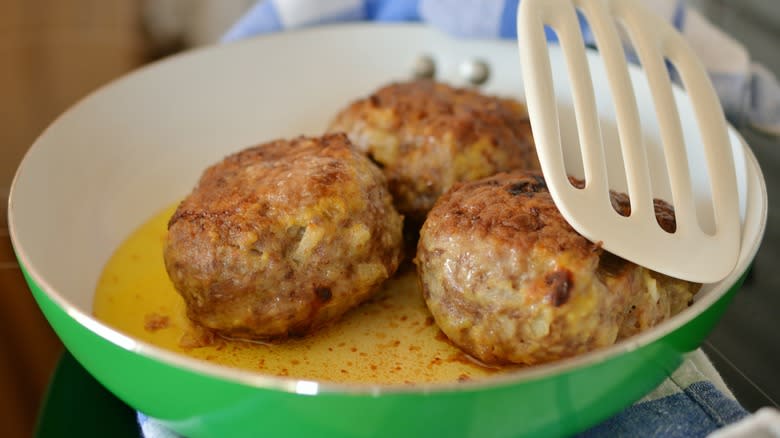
left=328, top=80, right=539, bottom=223
left=415, top=171, right=699, bottom=365
left=164, top=133, right=404, bottom=340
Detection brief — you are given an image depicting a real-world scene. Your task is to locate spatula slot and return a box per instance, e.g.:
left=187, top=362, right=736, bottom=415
left=661, top=54, right=718, bottom=237
left=537, top=25, right=588, bottom=190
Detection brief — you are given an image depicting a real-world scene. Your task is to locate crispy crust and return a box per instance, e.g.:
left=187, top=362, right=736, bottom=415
left=328, top=80, right=539, bottom=223
left=164, top=133, right=404, bottom=339
left=415, top=171, right=698, bottom=365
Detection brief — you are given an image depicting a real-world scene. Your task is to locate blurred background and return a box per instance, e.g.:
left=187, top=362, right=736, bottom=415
left=1, top=0, right=777, bottom=436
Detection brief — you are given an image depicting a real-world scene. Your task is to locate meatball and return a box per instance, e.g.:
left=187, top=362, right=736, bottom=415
left=415, top=171, right=699, bottom=365
left=328, top=80, right=539, bottom=224
left=164, top=133, right=404, bottom=340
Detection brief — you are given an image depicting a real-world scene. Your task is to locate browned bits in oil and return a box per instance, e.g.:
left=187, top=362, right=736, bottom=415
left=279, top=369, right=289, bottom=376
left=434, top=330, right=449, bottom=342
left=359, top=352, right=368, bottom=357
left=370, top=364, right=378, bottom=371
left=545, top=269, right=573, bottom=307
left=424, top=316, right=435, bottom=326
left=400, top=315, right=408, bottom=321
left=179, top=325, right=217, bottom=349
left=392, top=340, right=401, bottom=347
left=408, top=345, right=421, bottom=352
left=429, top=357, right=443, bottom=368
left=291, top=359, right=300, bottom=365
left=350, top=347, right=358, bottom=352
left=143, top=313, right=170, bottom=332
left=458, top=374, right=471, bottom=382
left=341, top=369, right=348, bottom=374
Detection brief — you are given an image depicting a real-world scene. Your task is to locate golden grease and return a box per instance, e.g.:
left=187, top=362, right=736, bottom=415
left=93, top=205, right=507, bottom=384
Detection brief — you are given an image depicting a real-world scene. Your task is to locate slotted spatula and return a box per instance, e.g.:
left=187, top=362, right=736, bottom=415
left=517, top=0, right=741, bottom=283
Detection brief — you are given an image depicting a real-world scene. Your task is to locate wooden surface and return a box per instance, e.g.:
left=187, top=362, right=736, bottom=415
left=0, top=0, right=148, bottom=435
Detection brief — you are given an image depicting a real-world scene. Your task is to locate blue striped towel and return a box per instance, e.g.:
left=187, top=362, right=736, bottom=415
left=223, top=0, right=780, bottom=136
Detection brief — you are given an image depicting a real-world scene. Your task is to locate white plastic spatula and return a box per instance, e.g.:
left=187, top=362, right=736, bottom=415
left=517, top=0, right=741, bottom=283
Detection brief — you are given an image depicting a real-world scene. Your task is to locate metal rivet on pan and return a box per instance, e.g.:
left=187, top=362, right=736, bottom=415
left=412, top=54, right=436, bottom=79
left=460, top=59, right=490, bottom=85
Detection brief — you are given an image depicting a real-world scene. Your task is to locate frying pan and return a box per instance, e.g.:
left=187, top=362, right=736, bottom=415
left=8, top=24, right=767, bottom=437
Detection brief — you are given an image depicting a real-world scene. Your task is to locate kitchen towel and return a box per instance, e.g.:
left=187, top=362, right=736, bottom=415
left=222, top=0, right=780, bottom=136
